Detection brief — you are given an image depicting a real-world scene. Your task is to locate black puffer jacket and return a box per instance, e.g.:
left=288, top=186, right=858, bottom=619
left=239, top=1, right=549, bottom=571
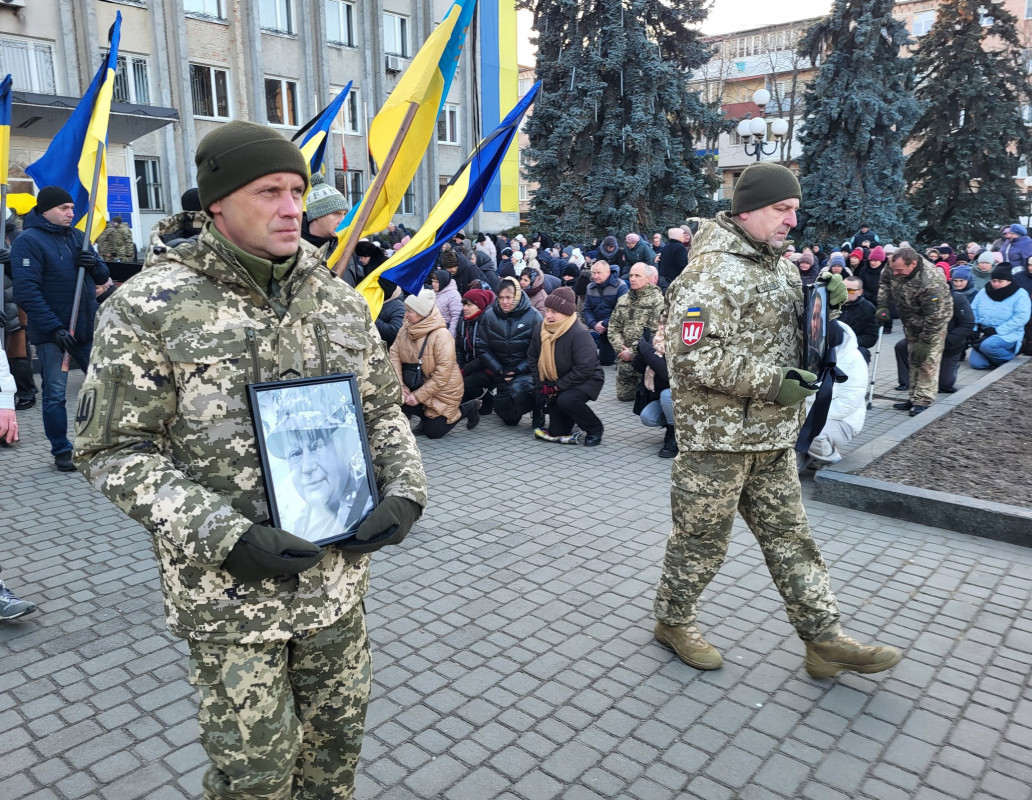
left=528, top=319, right=604, bottom=399
left=476, top=283, right=542, bottom=376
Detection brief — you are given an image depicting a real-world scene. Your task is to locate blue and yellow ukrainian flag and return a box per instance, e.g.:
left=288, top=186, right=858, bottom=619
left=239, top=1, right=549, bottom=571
left=0, top=74, right=12, bottom=186
left=25, top=12, right=121, bottom=243
left=293, top=80, right=352, bottom=176
left=355, top=83, right=540, bottom=318
left=329, top=0, right=476, bottom=264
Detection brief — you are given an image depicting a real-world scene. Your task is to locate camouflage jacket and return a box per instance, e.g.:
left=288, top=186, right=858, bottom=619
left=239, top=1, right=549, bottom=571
left=608, top=283, right=666, bottom=352
left=96, top=221, right=136, bottom=261
left=876, top=259, right=953, bottom=343
left=73, top=214, right=427, bottom=644
left=664, top=212, right=805, bottom=452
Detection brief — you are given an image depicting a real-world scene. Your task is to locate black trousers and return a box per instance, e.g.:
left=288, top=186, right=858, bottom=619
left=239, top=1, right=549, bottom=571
left=591, top=331, right=615, bottom=366
left=546, top=388, right=603, bottom=437
left=404, top=406, right=459, bottom=439
left=462, top=370, right=493, bottom=403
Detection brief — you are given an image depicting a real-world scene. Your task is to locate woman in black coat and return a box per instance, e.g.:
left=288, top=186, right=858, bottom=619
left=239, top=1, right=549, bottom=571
left=476, top=277, right=542, bottom=425
left=527, top=287, right=605, bottom=446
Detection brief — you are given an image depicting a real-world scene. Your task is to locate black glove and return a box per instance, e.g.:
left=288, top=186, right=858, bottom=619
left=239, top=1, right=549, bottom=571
left=980, top=326, right=997, bottom=338
left=0, top=247, right=10, bottom=264
left=339, top=496, right=422, bottom=554
left=0, top=310, right=6, bottom=329
left=54, top=329, right=76, bottom=353
left=221, top=523, right=323, bottom=582
left=76, top=250, right=101, bottom=279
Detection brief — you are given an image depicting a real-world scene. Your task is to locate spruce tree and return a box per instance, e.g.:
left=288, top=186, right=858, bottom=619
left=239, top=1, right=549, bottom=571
left=905, top=0, right=1031, bottom=245
left=521, top=0, right=721, bottom=243
left=796, top=0, right=918, bottom=246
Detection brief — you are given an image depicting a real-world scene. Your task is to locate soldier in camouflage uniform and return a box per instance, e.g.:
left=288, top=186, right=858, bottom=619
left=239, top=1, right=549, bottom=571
left=608, top=262, right=665, bottom=401
left=875, top=246, right=953, bottom=415
left=654, top=162, right=902, bottom=679
left=95, top=215, right=136, bottom=261
left=73, top=122, right=427, bottom=800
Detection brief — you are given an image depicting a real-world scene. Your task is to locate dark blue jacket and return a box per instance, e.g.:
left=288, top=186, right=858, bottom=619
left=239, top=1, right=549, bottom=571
left=582, top=265, right=628, bottom=330
left=12, top=209, right=109, bottom=345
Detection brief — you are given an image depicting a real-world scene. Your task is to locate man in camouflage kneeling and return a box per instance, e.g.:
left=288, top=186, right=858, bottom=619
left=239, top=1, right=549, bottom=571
left=74, top=121, right=427, bottom=799
left=654, top=162, right=902, bottom=679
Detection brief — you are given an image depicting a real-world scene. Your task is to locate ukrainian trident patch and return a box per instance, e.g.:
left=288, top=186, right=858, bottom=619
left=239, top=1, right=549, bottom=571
left=681, top=320, right=705, bottom=346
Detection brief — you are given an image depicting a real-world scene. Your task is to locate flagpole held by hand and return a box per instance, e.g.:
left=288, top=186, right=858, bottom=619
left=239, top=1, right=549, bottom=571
left=61, top=146, right=104, bottom=374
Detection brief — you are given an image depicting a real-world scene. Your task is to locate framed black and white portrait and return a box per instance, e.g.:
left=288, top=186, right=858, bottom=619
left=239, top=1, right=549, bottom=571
left=248, top=374, right=377, bottom=547
left=804, top=284, right=828, bottom=375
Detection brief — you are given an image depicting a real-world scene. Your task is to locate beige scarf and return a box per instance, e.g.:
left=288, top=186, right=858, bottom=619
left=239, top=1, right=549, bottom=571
left=538, top=314, right=577, bottom=382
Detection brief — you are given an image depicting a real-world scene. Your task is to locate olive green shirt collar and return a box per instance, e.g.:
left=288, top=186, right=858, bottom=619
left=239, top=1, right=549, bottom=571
left=205, top=221, right=298, bottom=291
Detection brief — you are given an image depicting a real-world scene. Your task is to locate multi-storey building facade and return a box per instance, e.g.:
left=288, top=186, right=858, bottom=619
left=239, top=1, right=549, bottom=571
left=0, top=0, right=519, bottom=249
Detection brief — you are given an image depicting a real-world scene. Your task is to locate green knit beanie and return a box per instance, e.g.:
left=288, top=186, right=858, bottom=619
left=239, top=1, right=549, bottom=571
left=195, top=121, right=309, bottom=210
left=731, top=162, right=801, bottom=215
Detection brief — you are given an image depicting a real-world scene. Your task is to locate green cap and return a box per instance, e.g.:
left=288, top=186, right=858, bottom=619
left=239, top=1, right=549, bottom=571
left=731, top=162, right=801, bottom=215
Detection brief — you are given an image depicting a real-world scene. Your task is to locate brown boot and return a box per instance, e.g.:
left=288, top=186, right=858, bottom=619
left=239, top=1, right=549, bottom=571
left=654, top=622, right=723, bottom=670
left=805, top=634, right=902, bottom=678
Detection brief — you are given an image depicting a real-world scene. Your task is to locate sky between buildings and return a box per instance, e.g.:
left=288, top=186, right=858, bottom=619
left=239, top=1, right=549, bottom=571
left=515, top=0, right=835, bottom=65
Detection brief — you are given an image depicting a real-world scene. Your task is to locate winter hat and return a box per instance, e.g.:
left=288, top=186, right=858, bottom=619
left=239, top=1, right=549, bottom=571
left=439, top=249, right=458, bottom=269
left=433, top=269, right=452, bottom=290
left=561, top=263, right=580, bottom=280
left=951, top=265, right=973, bottom=282
left=977, top=250, right=995, bottom=265
left=306, top=172, right=348, bottom=221
left=500, top=247, right=513, bottom=257
left=36, top=186, right=74, bottom=214
left=462, top=288, right=494, bottom=312
left=849, top=248, right=864, bottom=260
left=883, top=243, right=897, bottom=256
left=599, top=236, right=619, bottom=259
left=1011, top=223, right=1027, bottom=236
left=935, top=261, right=951, bottom=281
left=195, top=121, right=308, bottom=209
left=404, top=288, right=437, bottom=318
left=730, top=162, right=801, bottom=215
left=991, top=264, right=1013, bottom=281
left=797, top=253, right=815, bottom=266
left=869, top=245, right=886, bottom=262
left=180, top=187, right=202, bottom=212
left=544, top=286, right=577, bottom=316
left=828, top=253, right=846, bottom=269
left=992, top=251, right=1004, bottom=263
left=667, top=227, right=684, bottom=241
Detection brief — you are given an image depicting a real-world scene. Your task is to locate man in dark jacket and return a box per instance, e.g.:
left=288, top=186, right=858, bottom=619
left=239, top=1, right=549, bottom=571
left=850, top=223, right=879, bottom=250
left=657, top=227, right=688, bottom=289
left=582, top=260, right=627, bottom=366
left=440, top=246, right=481, bottom=295
left=12, top=186, right=109, bottom=471
left=839, top=277, right=879, bottom=362
left=620, top=233, right=656, bottom=279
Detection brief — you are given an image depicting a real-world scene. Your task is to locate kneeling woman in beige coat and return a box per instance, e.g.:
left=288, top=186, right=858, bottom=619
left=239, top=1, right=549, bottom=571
left=390, top=288, right=481, bottom=439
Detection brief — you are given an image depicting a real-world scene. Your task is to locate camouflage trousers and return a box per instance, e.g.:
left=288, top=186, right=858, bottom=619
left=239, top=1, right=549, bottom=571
left=615, top=362, right=638, bottom=401
left=654, top=448, right=840, bottom=642
left=902, top=326, right=945, bottom=407
left=187, top=603, right=371, bottom=800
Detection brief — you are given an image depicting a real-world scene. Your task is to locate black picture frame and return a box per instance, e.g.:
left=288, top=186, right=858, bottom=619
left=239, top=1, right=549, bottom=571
left=804, top=284, right=829, bottom=375
left=247, top=373, right=378, bottom=547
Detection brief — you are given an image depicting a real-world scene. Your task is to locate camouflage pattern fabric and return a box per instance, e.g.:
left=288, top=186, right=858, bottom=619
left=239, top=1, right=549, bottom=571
left=663, top=213, right=806, bottom=453
left=188, top=603, right=370, bottom=799
left=654, top=449, right=840, bottom=642
left=73, top=213, right=428, bottom=645
left=877, top=259, right=952, bottom=407
left=656, top=213, right=839, bottom=643
left=96, top=221, right=136, bottom=261
left=609, top=283, right=664, bottom=401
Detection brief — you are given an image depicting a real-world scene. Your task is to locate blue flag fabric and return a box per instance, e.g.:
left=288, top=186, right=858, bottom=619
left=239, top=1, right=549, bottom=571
left=293, top=80, right=353, bottom=175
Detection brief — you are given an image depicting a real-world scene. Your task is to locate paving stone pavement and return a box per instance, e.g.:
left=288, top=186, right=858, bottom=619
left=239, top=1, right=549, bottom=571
left=2, top=338, right=1030, bottom=800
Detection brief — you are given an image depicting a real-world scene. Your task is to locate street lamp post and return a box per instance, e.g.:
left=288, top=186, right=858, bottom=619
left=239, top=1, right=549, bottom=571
left=737, top=89, right=789, bottom=162
left=1024, top=176, right=1032, bottom=230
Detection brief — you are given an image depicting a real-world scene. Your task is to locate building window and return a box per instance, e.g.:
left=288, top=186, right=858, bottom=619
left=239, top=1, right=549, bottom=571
left=1027, top=0, right=1032, bottom=18
left=519, top=184, right=528, bottom=202
left=342, top=169, right=363, bottom=208
left=518, top=77, right=533, bottom=97
left=384, top=13, right=409, bottom=57
left=912, top=11, right=935, bottom=36
left=260, top=0, right=295, bottom=34
left=190, top=64, right=231, bottom=119
left=0, top=37, right=57, bottom=94
left=400, top=187, right=415, bottom=215
left=265, top=78, right=298, bottom=126
left=437, top=103, right=459, bottom=144
left=326, top=0, right=355, bottom=47
left=343, top=88, right=361, bottom=133
left=184, top=0, right=225, bottom=18
left=439, top=175, right=451, bottom=199
left=113, top=55, right=150, bottom=105
left=135, top=157, right=162, bottom=211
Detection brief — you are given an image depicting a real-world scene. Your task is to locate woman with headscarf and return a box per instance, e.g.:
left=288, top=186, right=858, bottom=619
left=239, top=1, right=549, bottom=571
left=389, top=289, right=480, bottom=438
left=431, top=269, right=462, bottom=336
left=527, top=287, right=604, bottom=446
left=456, top=288, right=496, bottom=413
left=520, top=267, right=548, bottom=315
left=476, top=277, right=542, bottom=426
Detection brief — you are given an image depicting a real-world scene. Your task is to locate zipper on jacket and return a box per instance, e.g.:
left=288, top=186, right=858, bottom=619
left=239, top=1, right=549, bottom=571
left=245, top=328, right=260, bottom=383
left=743, top=397, right=751, bottom=421
left=104, top=365, right=125, bottom=445
left=313, top=321, right=328, bottom=376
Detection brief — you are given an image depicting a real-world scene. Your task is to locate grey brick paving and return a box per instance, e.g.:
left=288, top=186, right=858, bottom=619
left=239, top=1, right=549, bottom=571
left=2, top=353, right=1031, bottom=798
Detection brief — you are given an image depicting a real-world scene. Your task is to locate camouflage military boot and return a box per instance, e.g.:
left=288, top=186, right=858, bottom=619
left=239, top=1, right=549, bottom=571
left=654, top=622, right=723, bottom=670
left=805, top=633, right=902, bottom=678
